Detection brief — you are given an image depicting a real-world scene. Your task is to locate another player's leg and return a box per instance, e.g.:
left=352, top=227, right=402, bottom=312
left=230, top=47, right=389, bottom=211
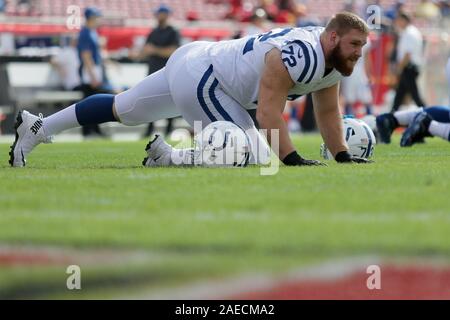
left=400, top=111, right=432, bottom=147
left=400, top=106, right=450, bottom=146
left=427, top=121, right=450, bottom=142
left=423, top=106, right=450, bottom=123
left=376, top=112, right=399, bottom=144
left=389, top=106, right=450, bottom=147
left=428, top=121, right=450, bottom=142
left=376, top=108, right=424, bottom=144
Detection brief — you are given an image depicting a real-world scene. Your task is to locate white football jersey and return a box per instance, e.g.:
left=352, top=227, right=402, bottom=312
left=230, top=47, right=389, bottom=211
left=207, top=27, right=343, bottom=109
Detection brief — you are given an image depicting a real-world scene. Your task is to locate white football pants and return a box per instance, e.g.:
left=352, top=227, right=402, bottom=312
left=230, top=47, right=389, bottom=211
left=114, top=41, right=270, bottom=164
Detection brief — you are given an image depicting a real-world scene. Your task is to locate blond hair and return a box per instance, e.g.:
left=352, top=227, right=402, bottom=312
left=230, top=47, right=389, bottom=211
left=325, top=12, right=369, bottom=36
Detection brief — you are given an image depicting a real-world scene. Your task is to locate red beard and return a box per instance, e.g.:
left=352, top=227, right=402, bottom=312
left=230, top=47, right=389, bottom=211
left=329, top=44, right=357, bottom=76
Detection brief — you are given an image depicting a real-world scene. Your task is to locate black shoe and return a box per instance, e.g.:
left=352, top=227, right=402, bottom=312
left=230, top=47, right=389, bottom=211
left=400, top=111, right=432, bottom=147
left=415, top=137, right=426, bottom=144
left=376, top=113, right=398, bottom=144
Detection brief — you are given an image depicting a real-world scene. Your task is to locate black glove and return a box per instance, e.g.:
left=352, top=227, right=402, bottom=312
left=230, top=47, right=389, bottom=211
left=283, top=151, right=327, bottom=166
left=335, top=151, right=374, bottom=164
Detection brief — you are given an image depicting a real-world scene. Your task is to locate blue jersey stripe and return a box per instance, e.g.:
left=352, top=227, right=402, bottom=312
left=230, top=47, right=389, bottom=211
left=197, top=65, right=218, bottom=122
left=305, top=42, right=318, bottom=84
left=296, top=41, right=312, bottom=83
left=243, top=37, right=256, bottom=55
left=209, top=78, right=234, bottom=122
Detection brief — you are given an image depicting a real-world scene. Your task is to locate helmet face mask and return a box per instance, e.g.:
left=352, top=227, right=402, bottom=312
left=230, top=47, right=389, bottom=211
left=321, top=118, right=376, bottom=160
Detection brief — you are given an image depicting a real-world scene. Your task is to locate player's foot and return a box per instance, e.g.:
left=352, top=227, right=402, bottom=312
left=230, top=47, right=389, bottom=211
left=376, top=113, right=398, bottom=144
left=415, top=137, right=426, bottom=144
left=9, top=110, right=53, bottom=167
left=142, top=134, right=172, bottom=167
left=400, top=111, right=432, bottom=147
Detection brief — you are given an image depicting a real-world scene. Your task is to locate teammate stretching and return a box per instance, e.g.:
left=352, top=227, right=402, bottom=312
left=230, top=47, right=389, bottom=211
left=9, top=12, right=372, bottom=168
left=376, top=106, right=450, bottom=146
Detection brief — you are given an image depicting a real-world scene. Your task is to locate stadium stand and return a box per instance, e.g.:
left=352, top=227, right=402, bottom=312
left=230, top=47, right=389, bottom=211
left=2, top=0, right=424, bottom=22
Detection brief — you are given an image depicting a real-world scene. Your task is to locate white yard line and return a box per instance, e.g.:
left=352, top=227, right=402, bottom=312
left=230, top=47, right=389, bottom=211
left=2, top=243, right=450, bottom=299
left=124, top=255, right=450, bottom=300
left=0, top=244, right=160, bottom=267
left=124, top=256, right=382, bottom=300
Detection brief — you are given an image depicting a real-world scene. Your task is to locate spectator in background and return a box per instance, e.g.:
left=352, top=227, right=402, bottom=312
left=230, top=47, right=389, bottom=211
left=186, top=10, right=199, bottom=22
left=343, top=0, right=368, bottom=19
left=415, top=0, right=441, bottom=20
left=77, top=7, right=111, bottom=137
left=385, top=0, right=405, bottom=21
left=142, top=5, right=180, bottom=80
left=258, top=0, right=278, bottom=21
left=341, top=40, right=373, bottom=116
left=274, top=0, right=302, bottom=23
left=225, top=0, right=243, bottom=20
left=296, top=3, right=320, bottom=27
left=140, top=4, right=180, bottom=138
left=438, top=0, right=450, bottom=17
left=243, top=8, right=268, bottom=36
left=50, top=35, right=81, bottom=91
left=384, top=1, right=405, bottom=87
left=0, top=32, right=15, bottom=55
left=17, top=0, right=38, bottom=16
left=391, top=12, right=426, bottom=112
left=437, top=0, right=450, bottom=28
left=0, top=0, right=5, bottom=14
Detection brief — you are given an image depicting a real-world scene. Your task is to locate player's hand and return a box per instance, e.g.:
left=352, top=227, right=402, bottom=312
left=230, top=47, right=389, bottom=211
left=283, top=151, right=327, bottom=166
left=348, top=156, right=373, bottom=164
left=335, top=151, right=373, bottom=164
left=298, top=157, right=327, bottom=166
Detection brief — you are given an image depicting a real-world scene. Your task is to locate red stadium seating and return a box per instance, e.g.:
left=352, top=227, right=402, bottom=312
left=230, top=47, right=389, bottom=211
left=3, top=0, right=423, bottom=22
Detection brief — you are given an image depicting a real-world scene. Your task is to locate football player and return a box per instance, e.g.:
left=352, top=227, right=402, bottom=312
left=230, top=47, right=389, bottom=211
left=9, top=12, right=372, bottom=168
left=376, top=106, right=450, bottom=146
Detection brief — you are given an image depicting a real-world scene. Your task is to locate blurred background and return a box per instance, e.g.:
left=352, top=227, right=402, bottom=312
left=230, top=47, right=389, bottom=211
left=0, top=0, right=449, bottom=139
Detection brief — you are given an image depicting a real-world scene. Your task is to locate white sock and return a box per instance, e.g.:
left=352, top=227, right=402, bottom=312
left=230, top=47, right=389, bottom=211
left=42, top=104, right=80, bottom=136
left=429, top=121, right=450, bottom=141
left=170, top=148, right=195, bottom=166
left=393, top=107, right=423, bottom=126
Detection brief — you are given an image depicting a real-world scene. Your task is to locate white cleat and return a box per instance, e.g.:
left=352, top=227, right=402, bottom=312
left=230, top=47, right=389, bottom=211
left=142, top=135, right=173, bottom=167
left=9, top=110, right=53, bottom=167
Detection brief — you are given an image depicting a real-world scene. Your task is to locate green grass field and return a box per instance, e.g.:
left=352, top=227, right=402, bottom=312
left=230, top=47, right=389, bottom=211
left=0, top=134, right=449, bottom=299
